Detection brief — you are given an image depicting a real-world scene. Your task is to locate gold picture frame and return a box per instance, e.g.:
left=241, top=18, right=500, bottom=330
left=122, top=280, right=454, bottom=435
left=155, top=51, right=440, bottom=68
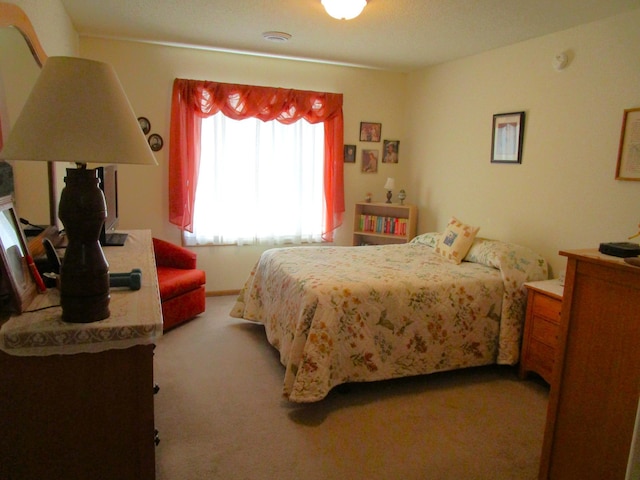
left=344, top=144, right=356, bottom=163
left=615, top=107, right=640, bottom=181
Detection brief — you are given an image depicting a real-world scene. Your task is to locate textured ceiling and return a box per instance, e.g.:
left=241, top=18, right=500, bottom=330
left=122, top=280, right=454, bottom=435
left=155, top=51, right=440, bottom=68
left=60, top=0, right=640, bottom=71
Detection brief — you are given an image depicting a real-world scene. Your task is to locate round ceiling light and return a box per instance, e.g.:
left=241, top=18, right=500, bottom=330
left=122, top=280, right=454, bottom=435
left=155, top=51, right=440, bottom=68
left=262, top=31, right=292, bottom=42
left=321, top=0, right=367, bottom=20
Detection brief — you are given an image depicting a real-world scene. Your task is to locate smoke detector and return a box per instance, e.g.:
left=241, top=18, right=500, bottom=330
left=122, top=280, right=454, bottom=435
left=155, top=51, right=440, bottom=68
left=262, top=31, right=292, bottom=42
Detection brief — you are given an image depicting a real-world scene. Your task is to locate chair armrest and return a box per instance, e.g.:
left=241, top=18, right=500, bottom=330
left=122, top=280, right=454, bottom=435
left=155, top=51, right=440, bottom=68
left=153, top=237, right=197, bottom=270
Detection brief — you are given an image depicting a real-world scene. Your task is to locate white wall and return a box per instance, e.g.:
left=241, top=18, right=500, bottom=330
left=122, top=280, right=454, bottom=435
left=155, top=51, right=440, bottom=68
left=78, top=38, right=408, bottom=291
left=9, top=0, right=77, bottom=55
left=406, top=9, right=640, bottom=277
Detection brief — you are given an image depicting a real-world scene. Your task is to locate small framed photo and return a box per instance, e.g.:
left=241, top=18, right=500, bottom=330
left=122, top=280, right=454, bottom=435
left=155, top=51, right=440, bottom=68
left=615, top=107, right=640, bottom=181
left=138, top=117, right=151, bottom=135
left=360, top=122, right=381, bottom=142
left=491, top=112, right=525, bottom=164
left=148, top=133, right=164, bottom=152
left=382, top=140, right=399, bottom=163
left=0, top=196, right=38, bottom=313
left=344, top=144, right=356, bottom=163
left=362, top=149, right=379, bottom=173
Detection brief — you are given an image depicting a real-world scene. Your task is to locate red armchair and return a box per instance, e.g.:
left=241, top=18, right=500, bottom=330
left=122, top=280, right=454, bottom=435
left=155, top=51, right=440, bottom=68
left=152, top=238, right=206, bottom=331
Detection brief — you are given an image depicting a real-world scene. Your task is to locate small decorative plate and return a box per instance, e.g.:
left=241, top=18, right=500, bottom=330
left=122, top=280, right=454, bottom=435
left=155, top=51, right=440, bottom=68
left=138, top=117, right=151, bottom=135
left=148, top=133, right=163, bottom=152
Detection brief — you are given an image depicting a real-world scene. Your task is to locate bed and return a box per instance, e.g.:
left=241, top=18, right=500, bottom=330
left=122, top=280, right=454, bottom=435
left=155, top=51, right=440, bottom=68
left=230, top=232, right=548, bottom=402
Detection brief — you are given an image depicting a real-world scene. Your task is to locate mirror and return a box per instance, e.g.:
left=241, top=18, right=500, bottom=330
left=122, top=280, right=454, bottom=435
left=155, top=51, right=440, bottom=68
left=0, top=3, right=57, bottom=227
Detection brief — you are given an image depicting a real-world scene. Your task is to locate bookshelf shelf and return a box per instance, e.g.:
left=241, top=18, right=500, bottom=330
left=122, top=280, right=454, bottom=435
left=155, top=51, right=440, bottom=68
left=352, top=202, right=417, bottom=246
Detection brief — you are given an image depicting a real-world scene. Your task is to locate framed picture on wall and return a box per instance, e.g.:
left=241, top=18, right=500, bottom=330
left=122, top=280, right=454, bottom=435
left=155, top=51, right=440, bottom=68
left=615, top=107, right=640, bottom=181
left=344, top=144, right=356, bottom=163
left=137, top=116, right=151, bottom=135
left=360, top=122, right=381, bottom=142
left=491, top=111, right=525, bottom=164
left=362, top=149, right=379, bottom=173
left=382, top=140, right=399, bottom=163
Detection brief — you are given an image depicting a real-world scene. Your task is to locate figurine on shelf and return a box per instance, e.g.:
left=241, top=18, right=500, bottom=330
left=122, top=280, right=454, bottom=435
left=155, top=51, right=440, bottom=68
left=365, top=192, right=372, bottom=203
left=398, top=189, right=406, bottom=205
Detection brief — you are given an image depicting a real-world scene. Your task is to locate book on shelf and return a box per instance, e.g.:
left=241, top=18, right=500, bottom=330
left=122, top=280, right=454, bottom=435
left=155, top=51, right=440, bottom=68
left=358, top=214, right=407, bottom=236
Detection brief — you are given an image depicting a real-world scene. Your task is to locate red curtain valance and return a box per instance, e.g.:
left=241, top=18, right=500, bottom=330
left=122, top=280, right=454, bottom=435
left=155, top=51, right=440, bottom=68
left=169, top=78, right=344, bottom=240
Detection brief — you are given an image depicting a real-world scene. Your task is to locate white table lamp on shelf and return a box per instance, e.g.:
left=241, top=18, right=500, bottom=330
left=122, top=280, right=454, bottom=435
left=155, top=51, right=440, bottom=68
left=384, top=177, right=395, bottom=203
left=0, top=56, right=157, bottom=323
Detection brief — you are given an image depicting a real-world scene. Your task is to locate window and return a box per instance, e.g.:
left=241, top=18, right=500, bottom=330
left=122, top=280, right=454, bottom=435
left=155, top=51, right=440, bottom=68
left=168, top=79, right=345, bottom=243
left=184, top=114, right=325, bottom=245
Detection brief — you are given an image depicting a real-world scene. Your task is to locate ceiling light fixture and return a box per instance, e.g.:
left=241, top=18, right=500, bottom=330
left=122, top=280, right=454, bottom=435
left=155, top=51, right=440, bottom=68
left=262, top=31, right=292, bottom=42
left=321, top=0, right=367, bottom=20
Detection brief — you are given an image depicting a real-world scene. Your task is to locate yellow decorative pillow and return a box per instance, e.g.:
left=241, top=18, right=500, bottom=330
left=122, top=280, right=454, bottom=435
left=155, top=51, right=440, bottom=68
left=435, top=217, right=480, bottom=264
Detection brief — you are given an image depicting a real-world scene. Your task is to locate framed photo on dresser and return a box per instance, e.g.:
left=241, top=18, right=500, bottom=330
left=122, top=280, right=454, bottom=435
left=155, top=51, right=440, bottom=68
left=0, top=196, right=37, bottom=313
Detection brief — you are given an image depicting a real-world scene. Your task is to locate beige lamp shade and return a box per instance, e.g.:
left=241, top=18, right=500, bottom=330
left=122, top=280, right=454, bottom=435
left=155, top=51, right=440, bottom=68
left=384, top=177, right=395, bottom=190
left=0, top=56, right=156, bottom=166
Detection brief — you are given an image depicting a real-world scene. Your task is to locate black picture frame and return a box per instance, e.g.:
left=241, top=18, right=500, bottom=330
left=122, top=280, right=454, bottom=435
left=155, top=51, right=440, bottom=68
left=138, top=117, right=151, bottom=135
left=344, top=144, right=356, bottom=163
left=491, top=112, right=525, bottom=164
left=0, top=196, right=37, bottom=313
left=148, top=133, right=163, bottom=152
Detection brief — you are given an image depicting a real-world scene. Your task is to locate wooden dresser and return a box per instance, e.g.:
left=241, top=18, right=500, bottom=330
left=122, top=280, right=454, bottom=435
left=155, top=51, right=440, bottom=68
left=539, top=249, right=640, bottom=479
left=0, top=230, right=162, bottom=480
left=519, top=279, right=563, bottom=384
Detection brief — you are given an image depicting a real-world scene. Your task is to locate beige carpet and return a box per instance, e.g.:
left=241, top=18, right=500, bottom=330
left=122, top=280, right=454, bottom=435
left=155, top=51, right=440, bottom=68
left=153, top=296, right=549, bottom=480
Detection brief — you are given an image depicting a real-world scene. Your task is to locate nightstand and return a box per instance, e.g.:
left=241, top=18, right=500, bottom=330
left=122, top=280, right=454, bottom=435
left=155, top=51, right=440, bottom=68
left=518, top=278, right=563, bottom=384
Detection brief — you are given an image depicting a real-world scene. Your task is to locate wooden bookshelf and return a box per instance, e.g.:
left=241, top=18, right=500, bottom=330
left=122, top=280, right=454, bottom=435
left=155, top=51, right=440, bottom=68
left=353, top=202, right=417, bottom=246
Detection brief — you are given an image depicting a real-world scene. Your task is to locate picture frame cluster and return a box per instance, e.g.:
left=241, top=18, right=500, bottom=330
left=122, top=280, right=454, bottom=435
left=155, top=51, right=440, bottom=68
left=344, top=122, right=400, bottom=174
left=138, top=116, right=164, bottom=152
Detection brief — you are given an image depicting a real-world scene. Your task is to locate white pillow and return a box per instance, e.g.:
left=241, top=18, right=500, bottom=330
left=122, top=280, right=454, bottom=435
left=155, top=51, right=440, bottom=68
left=435, top=217, right=480, bottom=264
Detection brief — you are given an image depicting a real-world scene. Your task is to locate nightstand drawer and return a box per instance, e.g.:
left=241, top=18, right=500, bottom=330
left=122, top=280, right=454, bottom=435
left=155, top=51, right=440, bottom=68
left=531, top=292, right=561, bottom=323
left=531, top=315, right=559, bottom=346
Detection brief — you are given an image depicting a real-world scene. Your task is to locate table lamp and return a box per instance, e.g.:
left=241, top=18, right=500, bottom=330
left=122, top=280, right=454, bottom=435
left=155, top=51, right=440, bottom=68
left=0, top=56, right=157, bottom=323
left=384, top=177, right=395, bottom=203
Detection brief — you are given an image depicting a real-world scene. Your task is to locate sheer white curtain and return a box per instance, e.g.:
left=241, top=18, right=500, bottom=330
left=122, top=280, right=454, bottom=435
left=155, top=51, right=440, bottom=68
left=184, top=113, right=325, bottom=246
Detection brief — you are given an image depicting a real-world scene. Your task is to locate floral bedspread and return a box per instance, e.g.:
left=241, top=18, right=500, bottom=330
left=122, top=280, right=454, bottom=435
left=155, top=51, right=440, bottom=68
left=230, top=233, right=548, bottom=402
